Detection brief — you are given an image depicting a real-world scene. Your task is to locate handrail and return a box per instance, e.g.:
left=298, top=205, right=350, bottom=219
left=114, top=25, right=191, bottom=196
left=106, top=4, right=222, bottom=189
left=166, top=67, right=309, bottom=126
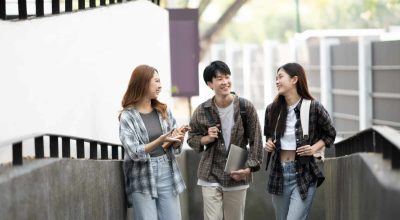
left=0, top=0, right=161, bottom=20
left=334, top=125, right=400, bottom=169
left=0, top=133, right=124, bottom=166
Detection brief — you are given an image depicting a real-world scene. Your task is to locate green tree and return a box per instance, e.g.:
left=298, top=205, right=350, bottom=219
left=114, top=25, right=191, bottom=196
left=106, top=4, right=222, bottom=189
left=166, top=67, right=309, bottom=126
left=201, top=0, right=400, bottom=44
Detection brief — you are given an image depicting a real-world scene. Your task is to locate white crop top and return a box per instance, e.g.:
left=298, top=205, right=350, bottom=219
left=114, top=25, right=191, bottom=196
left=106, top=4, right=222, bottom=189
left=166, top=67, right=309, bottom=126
left=280, top=100, right=300, bottom=150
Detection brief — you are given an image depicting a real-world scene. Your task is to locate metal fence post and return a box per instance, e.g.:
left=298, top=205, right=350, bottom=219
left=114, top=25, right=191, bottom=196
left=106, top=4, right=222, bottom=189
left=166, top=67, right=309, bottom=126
left=90, top=141, right=97, bottom=159
left=1, top=0, right=6, bottom=19
left=35, top=136, right=44, bottom=158
left=18, top=0, right=27, bottom=19
left=90, top=0, right=95, bottom=8
left=78, top=0, right=85, bottom=10
left=392, top=145, right=400, bottom=169
left=77, top=139, right=85, bottom=158
left=50, top=135, right=59, bottom=158
left=65, top=0, right=72, bottom=12
left=382, top=139, right=391, bottom=159
left=101, top=143, right=108, bottom=159
left=51, top=0, right=59, bottom=14
left=13, top=142, right=23, bottom=165
left=62, top=137, right=70, bottom=158
left=35, top=0, right=44, bottom=16
left=112, top=145, right=119, bottom=159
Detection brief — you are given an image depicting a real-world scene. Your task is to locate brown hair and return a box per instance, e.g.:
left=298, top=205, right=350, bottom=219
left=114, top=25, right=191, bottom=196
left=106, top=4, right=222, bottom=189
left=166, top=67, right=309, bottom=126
left=269, top=63, right=314, bottom=138
left=119, top=64, right=167, bottom=120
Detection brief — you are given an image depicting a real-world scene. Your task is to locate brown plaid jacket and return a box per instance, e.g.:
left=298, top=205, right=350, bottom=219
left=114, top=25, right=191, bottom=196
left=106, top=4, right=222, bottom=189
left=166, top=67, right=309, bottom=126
left=264, top=99, right=336, bottom=200
left=187, top=95, right=263, bottom=187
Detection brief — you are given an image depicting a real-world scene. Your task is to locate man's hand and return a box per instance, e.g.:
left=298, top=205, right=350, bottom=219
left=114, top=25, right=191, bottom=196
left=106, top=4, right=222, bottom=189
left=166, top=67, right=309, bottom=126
left=230, top=168, right=251, bottom=181
left=201, top=125, right=220, bottom=145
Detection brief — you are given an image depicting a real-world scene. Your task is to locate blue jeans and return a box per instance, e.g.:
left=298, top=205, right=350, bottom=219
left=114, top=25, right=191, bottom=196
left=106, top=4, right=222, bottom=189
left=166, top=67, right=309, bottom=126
left=271, top=161, right=316, bottom=220
left=131, top=154, right=181, bottom=220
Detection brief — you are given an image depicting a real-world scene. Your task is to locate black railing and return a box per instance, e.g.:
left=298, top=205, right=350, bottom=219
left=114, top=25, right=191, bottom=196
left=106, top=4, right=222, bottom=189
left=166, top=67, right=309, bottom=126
left=335, top=126, right=400, bottom=170
left=0, top=0, right=161, bottom=20
left=0, top=133, right=124, bottom=166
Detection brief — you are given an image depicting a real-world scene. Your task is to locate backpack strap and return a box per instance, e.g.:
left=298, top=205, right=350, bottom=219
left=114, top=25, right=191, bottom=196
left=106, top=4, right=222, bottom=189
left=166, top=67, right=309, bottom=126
left=203, top=104, right=216, bottom=151
left=300, top=99, right=325, bottom=161
left=239, top=97, right=249, bottom=141
left=204, top=106, right=216, bottom=127
left=300, top=99, right=311, bottom=141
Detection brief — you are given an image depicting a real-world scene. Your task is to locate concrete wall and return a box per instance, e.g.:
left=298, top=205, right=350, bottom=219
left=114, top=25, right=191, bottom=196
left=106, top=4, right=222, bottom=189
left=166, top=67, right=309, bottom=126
left=0, top=0, right=172, bottom=152
left=0, top=159, right=126, bottom=220
left=323, top=153, right=400, bottom=220
left=2, top=151, right=399, bottom=219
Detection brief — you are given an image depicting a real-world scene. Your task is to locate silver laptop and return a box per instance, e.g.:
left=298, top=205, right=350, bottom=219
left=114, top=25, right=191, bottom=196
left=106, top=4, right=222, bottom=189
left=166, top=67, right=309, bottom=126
left=224, top=144, right=248, bottom=174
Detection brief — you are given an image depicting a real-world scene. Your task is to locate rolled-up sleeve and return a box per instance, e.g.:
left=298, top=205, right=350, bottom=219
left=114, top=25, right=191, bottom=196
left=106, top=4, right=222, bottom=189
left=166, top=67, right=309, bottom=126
left=119, top=113, right=147, bottom=160
left=167, top=108, right=183, bottom=155
left=316, top=103, right=336, bottom=147
left=245, top=102, right=263, bottom=172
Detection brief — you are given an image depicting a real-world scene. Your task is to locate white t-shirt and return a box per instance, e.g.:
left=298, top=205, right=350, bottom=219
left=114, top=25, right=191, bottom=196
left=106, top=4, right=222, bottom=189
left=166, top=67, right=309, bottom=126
left=280, top=100, right=300, bottom=150
left=216, top=101, right=234, bottom=151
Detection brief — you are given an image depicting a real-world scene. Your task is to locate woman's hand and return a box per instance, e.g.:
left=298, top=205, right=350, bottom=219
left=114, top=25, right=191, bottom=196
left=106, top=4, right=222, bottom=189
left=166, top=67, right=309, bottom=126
left=264, top=138, right=276, bottom=152
left=177, top=125, right=191, bottom=134
left=296, top=145, right=315, bottom=156
left=162, top=127, right=188, bottom=150
left=160, top=129, right=183, bottom=143
left=173, top=125, right=191, bottom=143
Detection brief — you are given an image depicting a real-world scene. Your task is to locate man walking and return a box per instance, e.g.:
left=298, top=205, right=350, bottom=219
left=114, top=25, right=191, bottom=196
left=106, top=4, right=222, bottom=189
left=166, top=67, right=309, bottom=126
left=187, top=60, right=263, bottom=220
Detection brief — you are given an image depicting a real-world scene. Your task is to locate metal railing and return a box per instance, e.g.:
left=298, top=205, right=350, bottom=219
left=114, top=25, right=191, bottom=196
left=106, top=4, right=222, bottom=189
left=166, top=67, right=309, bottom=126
left=0, top=133, right=124, bottom=165
left=334, top=125, right=400, bottom=169
left=0, top=0, right=160, bottom=20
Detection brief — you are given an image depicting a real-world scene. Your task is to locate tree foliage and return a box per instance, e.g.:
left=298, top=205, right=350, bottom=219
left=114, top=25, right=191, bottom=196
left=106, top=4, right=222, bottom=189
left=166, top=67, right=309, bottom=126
left=200, top=0, right=400, bottom=43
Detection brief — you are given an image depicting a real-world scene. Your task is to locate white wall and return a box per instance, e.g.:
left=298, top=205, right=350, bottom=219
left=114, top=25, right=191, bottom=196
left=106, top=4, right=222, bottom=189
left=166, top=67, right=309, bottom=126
left=0, top=1, right=172, bottom=146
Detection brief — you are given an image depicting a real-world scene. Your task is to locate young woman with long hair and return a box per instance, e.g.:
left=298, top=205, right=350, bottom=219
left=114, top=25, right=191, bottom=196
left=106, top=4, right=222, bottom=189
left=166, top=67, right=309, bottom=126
left=264, top=63, right=336, bottom=220
left=119, top=64, right=188, bottom=220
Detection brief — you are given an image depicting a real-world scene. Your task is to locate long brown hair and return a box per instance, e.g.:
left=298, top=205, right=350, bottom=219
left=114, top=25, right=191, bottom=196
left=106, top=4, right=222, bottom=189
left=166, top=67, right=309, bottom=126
left=269, top=63, right=314, bottom=138
left=119, top=64, right=167, bottom=120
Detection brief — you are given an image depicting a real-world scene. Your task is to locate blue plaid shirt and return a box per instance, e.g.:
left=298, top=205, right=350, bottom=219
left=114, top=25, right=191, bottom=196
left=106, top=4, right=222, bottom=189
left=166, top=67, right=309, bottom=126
left=119, top=107, right=186, bottom=207
left=264, top=99, right=336, bottom=200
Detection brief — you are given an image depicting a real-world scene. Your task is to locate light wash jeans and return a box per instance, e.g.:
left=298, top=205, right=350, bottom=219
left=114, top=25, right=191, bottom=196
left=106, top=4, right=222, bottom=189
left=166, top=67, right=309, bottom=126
left=131, top=154, right=181, bottom=220
left=271, top=161, right=316, bottom=220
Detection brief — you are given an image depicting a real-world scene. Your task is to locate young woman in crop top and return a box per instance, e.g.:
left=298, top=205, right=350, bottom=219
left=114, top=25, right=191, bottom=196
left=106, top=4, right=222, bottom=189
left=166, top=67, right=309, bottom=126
left=264, top=62, right=336, bottom=220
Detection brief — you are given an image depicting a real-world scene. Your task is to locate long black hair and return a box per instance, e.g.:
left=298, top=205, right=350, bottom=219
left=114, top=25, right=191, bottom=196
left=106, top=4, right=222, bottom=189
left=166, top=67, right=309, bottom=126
left=268, top=63, right=314, bottom=138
